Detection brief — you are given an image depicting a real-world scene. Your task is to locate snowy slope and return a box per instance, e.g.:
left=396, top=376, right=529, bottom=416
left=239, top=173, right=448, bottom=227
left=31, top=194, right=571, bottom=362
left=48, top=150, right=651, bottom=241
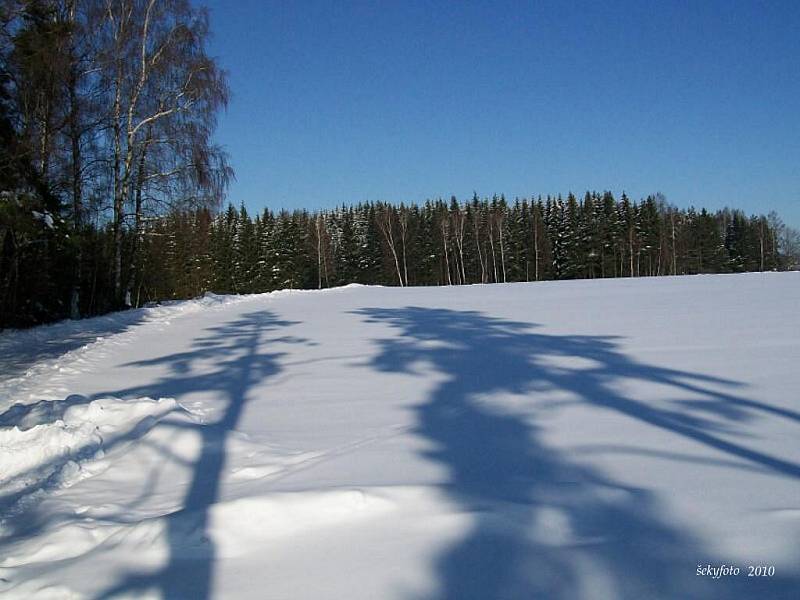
left=1, top=273, right=799, bottom=599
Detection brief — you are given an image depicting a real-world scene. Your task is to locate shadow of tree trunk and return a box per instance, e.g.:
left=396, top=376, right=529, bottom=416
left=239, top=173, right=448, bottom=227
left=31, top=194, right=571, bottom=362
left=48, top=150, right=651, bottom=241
left=90, top=310, right=301, bottom=599
left=357, top=306, right=800, bottom=599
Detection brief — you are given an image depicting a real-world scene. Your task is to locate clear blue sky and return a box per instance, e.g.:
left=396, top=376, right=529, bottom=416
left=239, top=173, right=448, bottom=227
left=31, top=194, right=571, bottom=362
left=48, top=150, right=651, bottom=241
left=203, top=0, right=800, bottom=228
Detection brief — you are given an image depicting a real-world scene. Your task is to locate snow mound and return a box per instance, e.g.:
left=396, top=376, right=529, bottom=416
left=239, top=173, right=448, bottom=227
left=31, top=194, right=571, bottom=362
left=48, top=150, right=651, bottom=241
left=0, top=397, right=178, bottom=496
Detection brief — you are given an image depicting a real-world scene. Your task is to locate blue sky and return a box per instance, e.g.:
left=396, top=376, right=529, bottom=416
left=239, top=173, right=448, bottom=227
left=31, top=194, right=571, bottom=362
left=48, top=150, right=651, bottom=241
left=203, top=0, right=800, bottom=227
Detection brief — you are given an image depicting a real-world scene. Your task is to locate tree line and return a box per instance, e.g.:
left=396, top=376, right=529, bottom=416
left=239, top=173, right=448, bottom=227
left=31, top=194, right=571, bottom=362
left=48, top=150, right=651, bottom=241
left=15, top=192, right=789, bottom=326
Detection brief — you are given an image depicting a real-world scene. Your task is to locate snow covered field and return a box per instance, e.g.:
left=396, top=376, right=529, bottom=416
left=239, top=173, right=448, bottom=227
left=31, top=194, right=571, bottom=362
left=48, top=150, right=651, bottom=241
left=1, top=273, right=799, bottom=599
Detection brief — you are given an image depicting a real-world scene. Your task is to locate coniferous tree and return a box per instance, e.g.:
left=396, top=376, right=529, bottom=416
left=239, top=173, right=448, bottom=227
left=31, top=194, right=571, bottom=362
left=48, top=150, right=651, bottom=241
left=2, top=181, right=794, bottom=328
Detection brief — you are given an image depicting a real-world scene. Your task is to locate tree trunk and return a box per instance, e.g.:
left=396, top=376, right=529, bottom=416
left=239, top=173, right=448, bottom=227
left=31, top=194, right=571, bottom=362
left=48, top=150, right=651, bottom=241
left=441, top=219, right=452, bottom=286
left=533, top=212, right=540, bottom=282
left=671, top=213, right=677, bottom=275
left=317, top=216, right=323, bottom=289
left=488, top=221, right=497, bottom=283
left=68, top=37, right=82, bottom=320
left=112, top=58, right=124, bottom=304
left=473, top=217, right=486, bottom=283
left=629, top=230, right=634, bottom=277
left=498, top=218, right=507, bottom=283
left=125, top=141, right=149, bottom=306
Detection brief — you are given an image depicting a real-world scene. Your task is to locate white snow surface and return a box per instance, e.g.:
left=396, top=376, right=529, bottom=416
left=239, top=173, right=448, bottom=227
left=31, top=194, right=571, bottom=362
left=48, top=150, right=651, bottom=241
left=0, top=273, right=799, bottom=599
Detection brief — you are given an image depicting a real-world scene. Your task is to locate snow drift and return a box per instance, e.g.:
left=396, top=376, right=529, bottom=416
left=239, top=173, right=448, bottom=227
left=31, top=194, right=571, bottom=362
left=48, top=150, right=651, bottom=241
left=0, top=397, right=178, bottom=496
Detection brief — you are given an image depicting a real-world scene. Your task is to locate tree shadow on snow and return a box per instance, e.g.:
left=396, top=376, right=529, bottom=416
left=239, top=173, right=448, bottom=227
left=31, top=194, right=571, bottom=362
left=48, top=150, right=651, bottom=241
left=356, top=307, right=800, bottom=600
left=78, top=309, right=304, bottom=600
left=0, top=393, right=94, bottom=430
left=0, top=310, right=149, bottom=384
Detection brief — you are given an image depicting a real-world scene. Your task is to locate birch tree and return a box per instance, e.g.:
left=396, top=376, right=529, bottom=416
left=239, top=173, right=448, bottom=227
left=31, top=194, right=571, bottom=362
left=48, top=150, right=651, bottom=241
left=376, top=202, right=404, bottom=286
left=100, top=0, right=230, bottom=305
left=450, top=197, right=466, bottom=285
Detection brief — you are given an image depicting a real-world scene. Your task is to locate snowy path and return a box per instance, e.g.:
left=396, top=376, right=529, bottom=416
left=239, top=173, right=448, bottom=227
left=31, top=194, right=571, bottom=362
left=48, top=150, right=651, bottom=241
left=1, top=274, right=799, bottom=599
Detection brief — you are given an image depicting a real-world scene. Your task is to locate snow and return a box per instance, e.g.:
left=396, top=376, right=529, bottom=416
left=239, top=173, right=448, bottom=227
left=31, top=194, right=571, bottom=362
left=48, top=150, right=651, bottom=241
left=0, top=397, right=177, bottom=494
left=1, top=273, right=799, bottom=599
left=30, top=211, right=54, bottom=229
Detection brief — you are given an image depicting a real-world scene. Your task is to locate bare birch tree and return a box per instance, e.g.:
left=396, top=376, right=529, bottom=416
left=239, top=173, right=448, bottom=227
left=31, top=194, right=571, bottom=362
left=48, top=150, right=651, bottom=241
left=100, top=0, right=230, bottom=305
left=376, top=202, right=404, bottom=286
left=398, top=203, right=409, bottom=286
left=450, top=199, right=466, bottom=285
